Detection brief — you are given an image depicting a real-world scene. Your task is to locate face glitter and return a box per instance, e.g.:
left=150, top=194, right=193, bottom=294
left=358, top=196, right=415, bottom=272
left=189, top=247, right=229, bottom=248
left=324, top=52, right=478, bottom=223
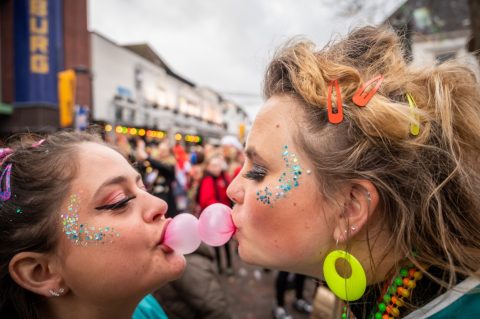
left=256, top=187, right=273, bottom=205
left=256, top=145, right=304, bottom=207
left=61, top=194, right=120, bottom=245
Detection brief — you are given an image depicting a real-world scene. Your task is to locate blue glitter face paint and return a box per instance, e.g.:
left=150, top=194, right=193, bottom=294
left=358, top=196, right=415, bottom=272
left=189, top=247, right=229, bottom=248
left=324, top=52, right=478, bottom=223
left=256, top=187, right=273, bottom=205
left=256, top=145, right=303, bottom=207
left=61, top=194, right=120, bottom=246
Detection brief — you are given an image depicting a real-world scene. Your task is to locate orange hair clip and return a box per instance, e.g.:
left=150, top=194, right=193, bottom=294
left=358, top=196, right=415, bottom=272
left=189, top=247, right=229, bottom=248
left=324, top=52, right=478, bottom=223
left=327, top=80, right=344, bottom=124
left=352, top=75, right=384, bottom=107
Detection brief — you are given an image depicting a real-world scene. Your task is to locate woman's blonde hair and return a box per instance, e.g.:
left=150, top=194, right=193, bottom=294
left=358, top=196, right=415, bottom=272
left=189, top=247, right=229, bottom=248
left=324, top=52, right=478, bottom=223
left=264, top=25, right=480, bottom=286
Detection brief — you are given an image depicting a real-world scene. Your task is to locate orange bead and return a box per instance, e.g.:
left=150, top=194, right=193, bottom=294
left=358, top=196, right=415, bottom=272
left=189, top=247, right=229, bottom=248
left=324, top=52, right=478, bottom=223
left=403, top=278, right=410, bottom=286
left=397, top=287, right=404, bottom=295
left=408, top=268, right=416, bottom=277
left=391, top=296, right=398, bottom=304
left=386, top=305, right=393, bottom=314
left=382, top=315, right=390, bottom=319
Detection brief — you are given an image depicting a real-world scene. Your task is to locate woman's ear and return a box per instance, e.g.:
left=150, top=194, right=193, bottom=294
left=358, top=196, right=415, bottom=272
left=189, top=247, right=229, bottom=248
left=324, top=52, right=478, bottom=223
left=333, top=180, right=379, bottom=242
left=9, top=252, right=64, bottom=297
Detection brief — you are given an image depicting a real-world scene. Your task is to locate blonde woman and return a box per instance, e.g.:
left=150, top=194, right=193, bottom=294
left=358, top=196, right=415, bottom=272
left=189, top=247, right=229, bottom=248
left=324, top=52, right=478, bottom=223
left=227, top=26, right=480, bottom=318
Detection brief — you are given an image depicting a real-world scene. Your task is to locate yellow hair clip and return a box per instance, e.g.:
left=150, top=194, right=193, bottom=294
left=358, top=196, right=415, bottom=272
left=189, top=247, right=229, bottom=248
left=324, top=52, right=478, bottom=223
left=406, top=93, right=420, bottom=136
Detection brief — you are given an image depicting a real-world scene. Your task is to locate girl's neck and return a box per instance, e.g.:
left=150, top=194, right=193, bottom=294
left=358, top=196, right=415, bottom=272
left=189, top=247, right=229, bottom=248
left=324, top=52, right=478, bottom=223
left=44, top=295, right=140, bottom=319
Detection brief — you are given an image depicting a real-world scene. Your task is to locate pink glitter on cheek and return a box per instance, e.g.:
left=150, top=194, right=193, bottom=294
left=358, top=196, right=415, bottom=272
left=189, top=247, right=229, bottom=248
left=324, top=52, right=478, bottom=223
left=60, top=193, right=120, bottom=246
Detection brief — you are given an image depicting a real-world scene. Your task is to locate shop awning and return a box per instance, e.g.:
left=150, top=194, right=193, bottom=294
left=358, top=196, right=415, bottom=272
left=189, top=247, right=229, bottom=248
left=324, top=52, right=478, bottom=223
left=0, top=102, right=13, bottom=115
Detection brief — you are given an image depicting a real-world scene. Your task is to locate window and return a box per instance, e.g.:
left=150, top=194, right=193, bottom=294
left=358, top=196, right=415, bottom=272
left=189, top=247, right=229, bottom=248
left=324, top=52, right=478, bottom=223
left=115, top=107, right=122, bottom=122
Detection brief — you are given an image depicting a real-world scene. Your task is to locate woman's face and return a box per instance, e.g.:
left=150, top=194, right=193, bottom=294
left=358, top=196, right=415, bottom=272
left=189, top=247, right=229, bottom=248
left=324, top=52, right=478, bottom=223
left=227, top=95, right=337, bottom=277
left=56, top=142, right=185, bottom=303
left=206, top=156, right=224, bottom=177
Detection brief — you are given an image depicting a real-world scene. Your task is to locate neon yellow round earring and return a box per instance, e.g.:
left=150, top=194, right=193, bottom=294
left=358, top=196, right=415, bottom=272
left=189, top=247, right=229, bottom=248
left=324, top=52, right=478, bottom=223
left=323, top=250, right=366, bottom=301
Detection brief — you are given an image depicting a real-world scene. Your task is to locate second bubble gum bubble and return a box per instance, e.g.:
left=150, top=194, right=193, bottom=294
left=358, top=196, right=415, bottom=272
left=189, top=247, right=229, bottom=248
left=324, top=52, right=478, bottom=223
left=162, top=203, right=236, bottom=254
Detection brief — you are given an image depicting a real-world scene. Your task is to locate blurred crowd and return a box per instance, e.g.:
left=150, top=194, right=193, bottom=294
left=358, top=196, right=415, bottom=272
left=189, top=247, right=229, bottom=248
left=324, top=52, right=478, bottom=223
left=0, top=131, right=317, bottom=319
left=107, top=134, right=244, bottom=219
left=105, top=134, right=316, bottom=319
left=108, top=134, right=244, bottom=318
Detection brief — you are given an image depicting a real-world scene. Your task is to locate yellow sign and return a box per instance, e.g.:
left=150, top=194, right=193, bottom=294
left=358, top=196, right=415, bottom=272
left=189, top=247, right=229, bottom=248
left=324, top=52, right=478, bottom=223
left=238, top=123, right=245, bottom=140
left=58, top=70, right=76, bottom=127
left=30, top=0, right=49, bottom=74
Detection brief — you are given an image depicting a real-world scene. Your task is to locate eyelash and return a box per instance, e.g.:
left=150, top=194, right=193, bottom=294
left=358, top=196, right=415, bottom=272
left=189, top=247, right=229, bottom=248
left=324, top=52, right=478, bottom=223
left=243, top=164, right=267, bottom=182
left=95, top=195, right=136, bottom=211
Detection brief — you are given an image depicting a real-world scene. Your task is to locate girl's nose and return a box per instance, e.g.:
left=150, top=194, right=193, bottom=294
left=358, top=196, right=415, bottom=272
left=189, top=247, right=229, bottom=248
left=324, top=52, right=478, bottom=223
left=227, top=178, right=244, bottom=205
left=144, top=194, right=168, bottom=222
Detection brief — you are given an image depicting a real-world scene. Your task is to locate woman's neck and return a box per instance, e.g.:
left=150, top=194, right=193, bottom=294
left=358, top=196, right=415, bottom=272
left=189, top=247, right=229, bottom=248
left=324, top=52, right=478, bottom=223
left=351, top=225, right=405, bottom=285
left=43, top=295, right=140, bottom=319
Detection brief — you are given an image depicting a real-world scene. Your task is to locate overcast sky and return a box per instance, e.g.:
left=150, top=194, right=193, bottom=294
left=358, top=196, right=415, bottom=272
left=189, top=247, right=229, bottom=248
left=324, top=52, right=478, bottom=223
left=89, top=0, right=404, bottom=119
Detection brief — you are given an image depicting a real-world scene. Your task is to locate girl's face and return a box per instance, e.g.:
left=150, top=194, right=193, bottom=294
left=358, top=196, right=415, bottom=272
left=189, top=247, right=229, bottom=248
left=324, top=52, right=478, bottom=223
left=56, top=143, right=185, bottom=304
left=227, top=95, right=338, bottom=277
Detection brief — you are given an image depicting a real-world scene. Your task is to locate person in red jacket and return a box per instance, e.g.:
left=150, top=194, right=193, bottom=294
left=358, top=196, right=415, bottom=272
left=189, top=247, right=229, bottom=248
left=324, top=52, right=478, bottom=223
left=197, top=153, right=234, bottom=275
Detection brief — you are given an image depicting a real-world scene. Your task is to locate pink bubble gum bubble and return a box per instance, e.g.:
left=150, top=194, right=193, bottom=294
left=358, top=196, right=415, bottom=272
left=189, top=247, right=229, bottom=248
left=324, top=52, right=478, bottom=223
left=163, top=213, right=201, bottom=255
left=198, top=203, right=236, bottom=246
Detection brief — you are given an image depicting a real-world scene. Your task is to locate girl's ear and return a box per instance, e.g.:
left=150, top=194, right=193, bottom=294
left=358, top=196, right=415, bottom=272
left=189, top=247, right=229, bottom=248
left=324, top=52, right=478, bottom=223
left=9, top=252, right=65, bottom=297
left=333, top=180, right=379, bottom=242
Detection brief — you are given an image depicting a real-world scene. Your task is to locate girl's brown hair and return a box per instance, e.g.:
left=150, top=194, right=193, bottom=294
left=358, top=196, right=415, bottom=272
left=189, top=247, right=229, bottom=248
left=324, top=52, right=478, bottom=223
left=264, top=26, right=480, bottom=287
left=0, top=131, right=105, bottom=319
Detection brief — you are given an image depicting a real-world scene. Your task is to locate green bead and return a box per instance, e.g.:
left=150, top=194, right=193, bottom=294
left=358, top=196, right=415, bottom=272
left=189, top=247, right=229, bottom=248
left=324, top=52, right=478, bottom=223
left=389, top=286, right=397, bottom=294
left=400, top=268, right=408, bottom=277
left=375, top=312, right=383, bottom=319
left=342, top=313, right=347, bottom=319
left=378, top=302, right=387, bottom=312
left=395, top=276, right=403, bottom=286
left=383, top=293, right=391, bottom=303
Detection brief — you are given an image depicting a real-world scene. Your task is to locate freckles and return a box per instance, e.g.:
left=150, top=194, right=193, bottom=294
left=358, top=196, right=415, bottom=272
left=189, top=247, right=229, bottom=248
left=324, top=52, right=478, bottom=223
left=273, top=238, right=280, bottom=248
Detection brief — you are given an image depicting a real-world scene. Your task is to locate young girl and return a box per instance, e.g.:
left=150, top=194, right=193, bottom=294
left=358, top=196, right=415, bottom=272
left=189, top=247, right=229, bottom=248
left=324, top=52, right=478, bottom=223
left=226, top=26, right=480, bottom=318
left=0, top=132, right=185, bottom=319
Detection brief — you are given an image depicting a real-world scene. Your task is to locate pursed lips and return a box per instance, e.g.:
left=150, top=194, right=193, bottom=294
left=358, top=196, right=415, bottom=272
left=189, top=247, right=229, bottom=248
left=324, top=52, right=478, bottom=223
left=157, top=218, right=171, bottom=246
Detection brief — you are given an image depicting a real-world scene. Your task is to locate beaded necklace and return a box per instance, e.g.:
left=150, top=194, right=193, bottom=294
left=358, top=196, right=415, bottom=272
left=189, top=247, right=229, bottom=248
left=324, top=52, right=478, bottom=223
left=341, top=266, right=423, bottom=319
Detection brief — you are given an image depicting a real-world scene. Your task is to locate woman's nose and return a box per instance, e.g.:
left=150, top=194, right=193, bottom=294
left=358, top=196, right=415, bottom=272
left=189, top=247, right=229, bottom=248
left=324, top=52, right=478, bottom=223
left=144, top=193, right=168, bottom=222
left=227, top=177, right=244, bottom=205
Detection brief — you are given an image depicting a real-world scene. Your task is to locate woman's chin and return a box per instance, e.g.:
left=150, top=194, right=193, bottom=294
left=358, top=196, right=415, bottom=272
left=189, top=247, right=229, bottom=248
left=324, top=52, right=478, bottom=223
left=170, top=253, right=187, bottom=273
left=160, top=252, right=187, bottom=281
left=238, top=246, right=270, bottom=268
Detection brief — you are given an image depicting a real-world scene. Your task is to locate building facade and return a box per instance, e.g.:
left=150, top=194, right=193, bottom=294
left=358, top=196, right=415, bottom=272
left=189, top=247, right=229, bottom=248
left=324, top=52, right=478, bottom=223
left=0, top=0, right=250, bottom=144
left=0, top=0, right=91, bottom=135
left=91, top=32, right=250, bottom=146
left=387, top=0, right=479, bottom=77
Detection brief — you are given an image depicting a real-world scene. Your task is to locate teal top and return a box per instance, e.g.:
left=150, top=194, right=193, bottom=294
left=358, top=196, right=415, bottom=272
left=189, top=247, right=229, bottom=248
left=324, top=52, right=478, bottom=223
left=404, top=277, right=480, bottom=319
left=132, top=294, right=169, bottom=319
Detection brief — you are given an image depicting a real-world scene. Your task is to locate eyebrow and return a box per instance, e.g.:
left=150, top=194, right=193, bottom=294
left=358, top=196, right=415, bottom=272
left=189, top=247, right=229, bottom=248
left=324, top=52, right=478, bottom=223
left=245, top=147, right=267, bottom=164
